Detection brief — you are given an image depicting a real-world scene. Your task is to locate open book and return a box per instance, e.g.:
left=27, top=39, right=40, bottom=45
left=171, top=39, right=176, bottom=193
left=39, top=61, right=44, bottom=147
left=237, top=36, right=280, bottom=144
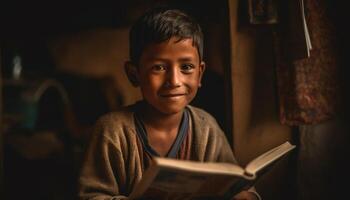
left=129, top=141, right=296, bottom=200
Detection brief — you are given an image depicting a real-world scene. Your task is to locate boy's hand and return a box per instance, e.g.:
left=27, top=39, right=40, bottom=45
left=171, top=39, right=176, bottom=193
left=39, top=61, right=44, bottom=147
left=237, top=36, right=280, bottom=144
left=233, top=191, right=259, bottom=200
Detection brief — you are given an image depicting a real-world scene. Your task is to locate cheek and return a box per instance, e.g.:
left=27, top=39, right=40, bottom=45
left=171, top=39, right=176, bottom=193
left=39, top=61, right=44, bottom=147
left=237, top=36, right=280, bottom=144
left=185, top=79, right=201, bottom=96
left=188, top=74, right=202, bottom=87
left=141, top=75, right=163, bottom=92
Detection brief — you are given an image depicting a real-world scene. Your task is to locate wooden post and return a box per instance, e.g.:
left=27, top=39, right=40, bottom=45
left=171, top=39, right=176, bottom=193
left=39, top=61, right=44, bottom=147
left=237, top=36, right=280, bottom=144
left=227, top=0, right=294, bottom=199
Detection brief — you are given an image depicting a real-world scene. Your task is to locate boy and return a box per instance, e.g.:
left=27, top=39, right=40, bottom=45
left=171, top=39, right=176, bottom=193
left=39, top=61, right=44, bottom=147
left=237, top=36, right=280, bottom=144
left=78, top=6, right=260, bottom=200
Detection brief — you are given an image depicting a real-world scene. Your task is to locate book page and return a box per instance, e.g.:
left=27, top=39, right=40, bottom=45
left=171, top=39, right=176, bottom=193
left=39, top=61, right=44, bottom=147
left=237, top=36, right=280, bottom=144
left=155, top=158, right=245, bottom=176
left=130, top=159, right=254, bottom=200
left=245, top=142, right=296, bottom=176
left=134, top=166, right=247, bottom=200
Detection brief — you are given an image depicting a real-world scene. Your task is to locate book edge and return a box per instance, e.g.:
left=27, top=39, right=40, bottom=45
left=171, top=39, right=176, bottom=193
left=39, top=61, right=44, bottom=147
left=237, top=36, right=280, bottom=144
left=244, top=141, right=296, bottom=175
left=155, top=158, right=246, bottom=177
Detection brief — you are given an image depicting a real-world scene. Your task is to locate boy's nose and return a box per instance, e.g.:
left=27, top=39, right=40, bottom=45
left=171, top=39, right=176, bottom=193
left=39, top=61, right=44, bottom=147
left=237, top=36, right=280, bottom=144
left=165, top=68, right=181, bottom=88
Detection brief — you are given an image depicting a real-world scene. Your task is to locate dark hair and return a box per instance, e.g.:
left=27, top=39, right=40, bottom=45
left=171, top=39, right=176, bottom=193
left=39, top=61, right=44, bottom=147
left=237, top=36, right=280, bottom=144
left=129, top=7, right=203, bottom=64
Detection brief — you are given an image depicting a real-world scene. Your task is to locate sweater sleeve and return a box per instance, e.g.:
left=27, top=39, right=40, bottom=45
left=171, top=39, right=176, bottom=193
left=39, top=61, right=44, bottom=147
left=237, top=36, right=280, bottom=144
left=78, top=118, right=128, bottom=200
left=215, top=132, right=238, bottom=164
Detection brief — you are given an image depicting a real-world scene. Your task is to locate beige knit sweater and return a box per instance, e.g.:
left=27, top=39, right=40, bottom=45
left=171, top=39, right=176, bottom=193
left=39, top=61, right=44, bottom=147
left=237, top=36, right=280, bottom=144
left=78, top=105, right=240, bottom=200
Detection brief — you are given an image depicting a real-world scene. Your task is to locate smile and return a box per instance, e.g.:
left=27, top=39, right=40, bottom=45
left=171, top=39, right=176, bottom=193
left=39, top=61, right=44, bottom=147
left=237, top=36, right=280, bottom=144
left=160, top=93, right=186, bottom=98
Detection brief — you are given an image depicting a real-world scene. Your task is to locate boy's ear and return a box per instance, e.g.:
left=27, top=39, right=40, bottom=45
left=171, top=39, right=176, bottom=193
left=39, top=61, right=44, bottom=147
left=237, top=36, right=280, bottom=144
left=124, top=61, right=139, bottom=87
left=198, top=61, right=206, bottom=88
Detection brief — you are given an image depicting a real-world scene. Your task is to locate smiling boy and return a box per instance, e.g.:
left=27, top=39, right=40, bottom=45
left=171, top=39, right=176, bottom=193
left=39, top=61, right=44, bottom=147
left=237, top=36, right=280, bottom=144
left=78, top=6, right=260, bottom=200
left=125, top=36, right=205, bottom=158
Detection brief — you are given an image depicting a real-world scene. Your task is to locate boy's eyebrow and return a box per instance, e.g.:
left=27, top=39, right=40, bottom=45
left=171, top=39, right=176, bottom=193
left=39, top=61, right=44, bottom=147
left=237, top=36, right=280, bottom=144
left=145, top=56, right=196, bottom=62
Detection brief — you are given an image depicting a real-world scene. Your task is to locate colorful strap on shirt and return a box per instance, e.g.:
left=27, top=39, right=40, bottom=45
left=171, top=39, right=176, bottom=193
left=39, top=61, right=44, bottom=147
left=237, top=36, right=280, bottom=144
left=134, top=108, right=189, bottom=158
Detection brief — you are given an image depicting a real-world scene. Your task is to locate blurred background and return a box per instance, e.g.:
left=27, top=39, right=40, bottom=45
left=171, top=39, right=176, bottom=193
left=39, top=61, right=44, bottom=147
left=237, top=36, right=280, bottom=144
left=1, top=1, right=349, bottom=200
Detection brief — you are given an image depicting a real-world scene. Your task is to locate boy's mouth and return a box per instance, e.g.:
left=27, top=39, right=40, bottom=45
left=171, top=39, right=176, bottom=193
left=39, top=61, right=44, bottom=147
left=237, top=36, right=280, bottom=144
left=159, top=93, right=186, bottom=97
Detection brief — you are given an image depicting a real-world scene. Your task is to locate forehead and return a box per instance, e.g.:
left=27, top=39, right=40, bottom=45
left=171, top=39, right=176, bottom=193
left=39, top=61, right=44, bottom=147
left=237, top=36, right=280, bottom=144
left=139, top=38, right=200, bottom=62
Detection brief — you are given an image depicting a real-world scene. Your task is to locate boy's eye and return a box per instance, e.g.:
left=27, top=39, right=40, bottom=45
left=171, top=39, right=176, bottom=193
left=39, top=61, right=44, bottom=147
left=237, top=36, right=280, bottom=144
left=152, top=64, right=166, bottom=72
left=181, top=64, right=195, bottom=73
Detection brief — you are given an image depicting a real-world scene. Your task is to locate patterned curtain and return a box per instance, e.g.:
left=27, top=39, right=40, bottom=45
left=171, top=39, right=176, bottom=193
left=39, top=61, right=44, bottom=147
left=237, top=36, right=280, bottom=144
left=276, top=0, right=341, bottom=125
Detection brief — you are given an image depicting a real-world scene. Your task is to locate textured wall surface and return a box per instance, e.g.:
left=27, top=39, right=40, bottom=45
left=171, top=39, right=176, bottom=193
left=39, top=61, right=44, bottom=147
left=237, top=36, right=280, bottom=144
left=298, top=119, right=350, bottom=200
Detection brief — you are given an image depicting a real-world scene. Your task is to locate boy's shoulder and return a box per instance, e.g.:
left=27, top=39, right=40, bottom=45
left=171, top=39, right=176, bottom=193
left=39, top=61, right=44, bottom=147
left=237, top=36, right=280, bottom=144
left=95, top=104, right=136, bottom=129
left=187, top=105, right=229, bottom=150
left=186, top=105, right=219, bottom=126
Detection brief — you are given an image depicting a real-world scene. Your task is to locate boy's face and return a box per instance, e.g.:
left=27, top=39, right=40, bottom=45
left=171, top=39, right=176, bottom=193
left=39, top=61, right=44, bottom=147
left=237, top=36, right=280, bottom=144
left=129, top=37, right=205, bottom=115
